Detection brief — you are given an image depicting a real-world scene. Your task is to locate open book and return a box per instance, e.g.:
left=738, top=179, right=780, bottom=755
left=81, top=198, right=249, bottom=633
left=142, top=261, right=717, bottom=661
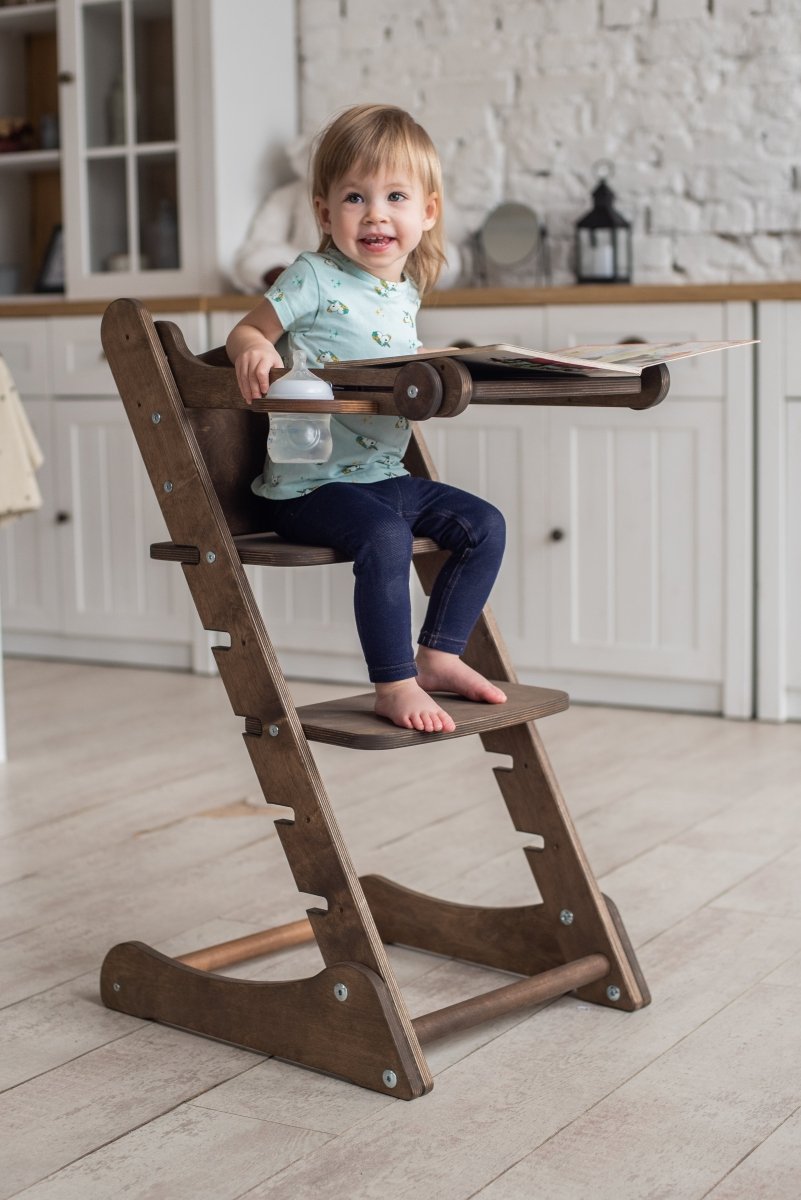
left=347, top=340, right=756, bottom=378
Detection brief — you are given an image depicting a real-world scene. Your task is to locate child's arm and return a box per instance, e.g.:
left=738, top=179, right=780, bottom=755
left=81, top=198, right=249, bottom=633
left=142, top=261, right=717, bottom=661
left=226, top=300, right=286, bottom=404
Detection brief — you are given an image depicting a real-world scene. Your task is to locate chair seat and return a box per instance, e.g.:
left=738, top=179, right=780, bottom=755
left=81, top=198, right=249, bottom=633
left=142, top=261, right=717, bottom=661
left=150, top=532, right=442, bottom=567
left=295, top=681, right=569, bottom=750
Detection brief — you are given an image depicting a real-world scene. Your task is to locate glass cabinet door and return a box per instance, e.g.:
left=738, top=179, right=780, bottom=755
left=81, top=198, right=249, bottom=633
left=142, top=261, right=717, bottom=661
left=0, top=2, right=62, bottom=296
left=78, top=0, right=180, bottom=279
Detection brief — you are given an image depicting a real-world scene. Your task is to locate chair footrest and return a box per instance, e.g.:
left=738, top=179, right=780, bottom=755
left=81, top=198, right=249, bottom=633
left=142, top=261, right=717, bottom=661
left=296, top=681, right=568, bottom=749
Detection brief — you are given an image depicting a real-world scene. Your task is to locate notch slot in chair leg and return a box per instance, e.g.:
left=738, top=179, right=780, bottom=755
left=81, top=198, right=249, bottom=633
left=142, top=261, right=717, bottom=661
left=413, top=953, right=610, bottom=1045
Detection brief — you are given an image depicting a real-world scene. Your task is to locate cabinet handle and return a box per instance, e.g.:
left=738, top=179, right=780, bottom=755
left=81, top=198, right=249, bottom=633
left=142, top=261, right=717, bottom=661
left=548, top=528, right=565, bottom=542
left=55, top=510, right=72, bottom=524
left=58, top=71, right=75, bottom=84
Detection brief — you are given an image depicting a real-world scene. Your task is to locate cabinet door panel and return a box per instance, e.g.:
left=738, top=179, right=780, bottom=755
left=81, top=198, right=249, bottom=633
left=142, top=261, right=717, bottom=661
left=53, top=399, right=189, bottom=641
left=0, top=320, right=51, bottom=396
left=548, top=401, right=723, bottom=681
left=50, top=316, right=116, bottom=395
left=208, top=311, right=242, bottom=352
left=545, top=303, right=726, bottom=397
left=247, top=560, right=362, bottom=661
left=420, top=406, right=549, bottom=669
left=51, top=311, right=206, bottom=395
left=417, top=306, right=545, bottom=349
left=785, top=401, right=801, bottom=690
left=0, top=399, right=60, bottom=632
left=785, top=302, right=801, bottom=397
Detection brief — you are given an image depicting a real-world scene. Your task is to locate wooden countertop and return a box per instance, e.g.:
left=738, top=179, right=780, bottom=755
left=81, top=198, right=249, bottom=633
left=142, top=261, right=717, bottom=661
left=1, top=280, right=801, bottom=318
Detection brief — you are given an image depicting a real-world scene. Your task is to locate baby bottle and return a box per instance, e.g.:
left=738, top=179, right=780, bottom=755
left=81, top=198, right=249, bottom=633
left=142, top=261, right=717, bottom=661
left=266, top=349, right=334, bottom=463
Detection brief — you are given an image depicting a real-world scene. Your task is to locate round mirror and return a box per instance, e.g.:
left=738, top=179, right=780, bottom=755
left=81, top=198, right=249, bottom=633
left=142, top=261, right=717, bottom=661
left=480, top=202, right=541, bottom=267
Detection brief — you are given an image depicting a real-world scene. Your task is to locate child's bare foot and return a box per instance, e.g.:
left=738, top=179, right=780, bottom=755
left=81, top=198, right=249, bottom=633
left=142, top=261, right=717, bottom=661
left=374, top=677, right=456, bottom=734
left=415, top=646, right=507, bottom=705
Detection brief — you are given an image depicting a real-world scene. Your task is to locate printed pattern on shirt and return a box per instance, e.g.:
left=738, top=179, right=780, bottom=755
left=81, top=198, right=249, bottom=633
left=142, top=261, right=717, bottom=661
left=254, top=247, right=422, bottom=501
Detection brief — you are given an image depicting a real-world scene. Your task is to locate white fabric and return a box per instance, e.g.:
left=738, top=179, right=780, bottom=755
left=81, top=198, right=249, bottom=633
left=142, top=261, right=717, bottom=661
left=0, top=355, right=44, bottom=526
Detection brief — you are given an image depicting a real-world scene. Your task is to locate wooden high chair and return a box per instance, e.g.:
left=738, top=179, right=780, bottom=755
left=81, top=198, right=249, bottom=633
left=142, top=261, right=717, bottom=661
left=99, top=298, right=667, bottom=1100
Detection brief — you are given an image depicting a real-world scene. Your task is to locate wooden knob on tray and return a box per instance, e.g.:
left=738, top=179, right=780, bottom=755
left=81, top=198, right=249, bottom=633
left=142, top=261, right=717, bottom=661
left=393, top=361, right=443, bottom=420
left=431, top=357, right=472, bottom=418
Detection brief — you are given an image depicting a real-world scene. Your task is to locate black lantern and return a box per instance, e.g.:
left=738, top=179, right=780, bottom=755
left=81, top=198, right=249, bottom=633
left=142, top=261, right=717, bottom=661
left=575, top=163, right=632, bottom=284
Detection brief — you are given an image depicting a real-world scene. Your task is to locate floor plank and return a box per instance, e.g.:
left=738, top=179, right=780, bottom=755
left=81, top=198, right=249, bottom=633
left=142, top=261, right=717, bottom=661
left=10, top=1104, right=330, bottom=1200
left=472, top=984, right=801, bottom=1200
left=2, top=659, right=801, bottom=1199
left=704, top=1104, right=801, bottom=1199
left=0, top=1024, right=259, bottom=1198
left=196, top=908, right=801, bottom=1199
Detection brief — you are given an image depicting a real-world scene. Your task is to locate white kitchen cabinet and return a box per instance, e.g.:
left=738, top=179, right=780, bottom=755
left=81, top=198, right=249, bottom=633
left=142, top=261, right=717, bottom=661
left=1, top=300, right=759, bottom=716
left=1, top=397, right=193, bottom=667
left=0, top=312, right=205, bottom=667
left=418, top=404, right=550, bottom=674
left=0, top=397, right=61, bottom=635
left=544, top=400, right=724, bottom=710
left=420, top=300, right=755, bottom=716
left=416, top=305, right=550, bottom=673
left=756, top=300, right=801, bottom=720
left=0, top=320, right=52, bottom=396
left=543, top=302, right=754, bottom=717
left=417, top=305, right=545, bottom=349
left=54, top=398, right=191, bottom=645
left=0, top=0, right=297, bottom=299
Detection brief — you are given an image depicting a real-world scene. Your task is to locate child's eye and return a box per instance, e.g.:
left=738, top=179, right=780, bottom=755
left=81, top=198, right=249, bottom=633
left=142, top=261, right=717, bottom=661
left=388, top=191, right=406, bottom=202
left=344, top=192, right=363, bottom=204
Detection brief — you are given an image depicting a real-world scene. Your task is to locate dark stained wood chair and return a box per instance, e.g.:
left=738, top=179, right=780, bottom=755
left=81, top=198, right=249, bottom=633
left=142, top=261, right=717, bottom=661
left=98, top=299, right=667, bottom=1099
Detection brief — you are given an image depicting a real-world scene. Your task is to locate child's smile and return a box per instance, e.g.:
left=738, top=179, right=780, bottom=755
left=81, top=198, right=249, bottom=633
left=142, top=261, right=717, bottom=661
left=315, top=166, right=438, bottom=282
left=361, top=234, right=395, bottom=253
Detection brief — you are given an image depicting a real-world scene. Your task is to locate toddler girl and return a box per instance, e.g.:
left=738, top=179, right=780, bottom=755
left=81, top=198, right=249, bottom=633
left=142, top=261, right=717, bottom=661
left=227, top=103, right=506, bottom=733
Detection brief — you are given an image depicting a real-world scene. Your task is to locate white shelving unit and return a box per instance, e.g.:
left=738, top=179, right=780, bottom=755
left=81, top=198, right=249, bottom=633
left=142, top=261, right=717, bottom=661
left=0, top=0, right=297, bottom=299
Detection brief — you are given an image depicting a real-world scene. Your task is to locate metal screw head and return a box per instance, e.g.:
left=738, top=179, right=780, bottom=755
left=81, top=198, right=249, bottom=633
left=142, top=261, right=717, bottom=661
left=112, top=981, right=121, bottom=992
left=559, top=909, right=574, bottom=925
left=406, top=384, right=419, bottom=399
left=151, top=412, right=161, bottom=424
left=205, top=550, right=216, bottom=563
left=606, top=985, right=621, bottom=1002
left=163, top=481, right=173, bottom=493
left=268, top=724, right=280, bottom=737
left=334, top=983, right=348, bottom=1002
left=382, top=1069, right=398, bottom=1088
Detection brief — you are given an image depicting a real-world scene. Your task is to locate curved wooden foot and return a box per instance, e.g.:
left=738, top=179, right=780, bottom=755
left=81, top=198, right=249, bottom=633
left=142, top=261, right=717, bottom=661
left=361, top=875, right=650, bottom=1013
left=360, top=874, right=562, bottom=975
left=101, top=941, right=432, bottom=1099
left=594, top=892, right=651, bottom=1008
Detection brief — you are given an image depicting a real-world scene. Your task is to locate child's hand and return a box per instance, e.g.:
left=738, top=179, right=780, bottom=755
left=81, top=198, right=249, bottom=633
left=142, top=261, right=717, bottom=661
left=234, top=344, right=284, bottom=405
left=226, top=299, right=286, bottom=404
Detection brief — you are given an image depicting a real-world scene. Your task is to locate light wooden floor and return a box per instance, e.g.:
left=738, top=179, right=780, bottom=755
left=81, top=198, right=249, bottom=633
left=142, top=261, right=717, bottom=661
left=2, top=658, right=801, bottom=1199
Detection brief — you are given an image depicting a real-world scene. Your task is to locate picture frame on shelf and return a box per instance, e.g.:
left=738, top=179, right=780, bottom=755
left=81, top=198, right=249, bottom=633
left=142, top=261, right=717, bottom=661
left=34, top=224, right=64, bottom=293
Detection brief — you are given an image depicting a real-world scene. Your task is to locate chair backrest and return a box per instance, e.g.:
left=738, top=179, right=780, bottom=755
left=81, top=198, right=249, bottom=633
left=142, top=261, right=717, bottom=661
left=157, top=320, right=272, bottom=537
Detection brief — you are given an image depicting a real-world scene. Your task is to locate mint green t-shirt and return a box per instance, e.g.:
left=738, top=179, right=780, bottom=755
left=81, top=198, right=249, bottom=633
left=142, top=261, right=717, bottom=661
left=251, top=248, right=422, bottom=500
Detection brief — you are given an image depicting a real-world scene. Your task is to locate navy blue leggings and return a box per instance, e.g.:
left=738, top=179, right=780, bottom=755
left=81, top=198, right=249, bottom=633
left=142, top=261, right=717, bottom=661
left=261, top=476, right=505, bottom=682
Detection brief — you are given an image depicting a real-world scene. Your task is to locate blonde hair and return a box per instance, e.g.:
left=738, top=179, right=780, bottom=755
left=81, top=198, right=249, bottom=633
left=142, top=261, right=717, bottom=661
left=310, top=104, right=446, bottom=295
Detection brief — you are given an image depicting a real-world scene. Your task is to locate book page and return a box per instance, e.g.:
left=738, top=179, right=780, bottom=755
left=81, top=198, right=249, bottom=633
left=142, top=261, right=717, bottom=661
left=341, top=339, right=756, bottom=376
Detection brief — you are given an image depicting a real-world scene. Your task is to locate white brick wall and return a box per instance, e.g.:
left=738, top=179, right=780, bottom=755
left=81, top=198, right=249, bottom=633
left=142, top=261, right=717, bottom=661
left=297, top=0, right=801, bottom=284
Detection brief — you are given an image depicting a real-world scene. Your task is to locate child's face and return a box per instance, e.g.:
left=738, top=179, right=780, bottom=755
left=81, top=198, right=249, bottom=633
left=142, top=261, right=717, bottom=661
left=314, top=164, right=438, bottom=282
